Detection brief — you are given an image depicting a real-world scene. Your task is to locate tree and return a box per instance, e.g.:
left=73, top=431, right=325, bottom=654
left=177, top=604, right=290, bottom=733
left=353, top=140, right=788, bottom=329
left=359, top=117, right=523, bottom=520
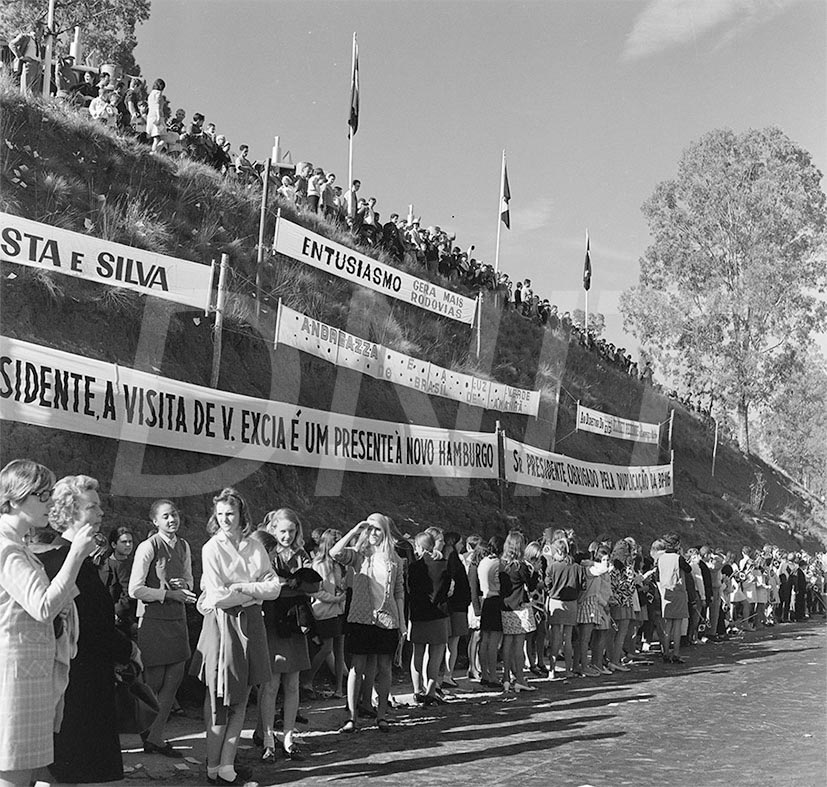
left=572, top=309, right=606, bottom=337
left=0, top=1, right=150, bottom=73
left=757, top=351, right=827, bottom=499
left=620, top=128, right=827, bottom=454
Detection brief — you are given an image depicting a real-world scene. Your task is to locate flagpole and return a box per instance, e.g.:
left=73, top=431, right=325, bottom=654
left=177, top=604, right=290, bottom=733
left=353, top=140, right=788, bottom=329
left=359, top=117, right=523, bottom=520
left=494, top=149, right=505, bottom=275
left=347, top=32, right=357, bottom=192
left=584, top=228, right=589, bottom=336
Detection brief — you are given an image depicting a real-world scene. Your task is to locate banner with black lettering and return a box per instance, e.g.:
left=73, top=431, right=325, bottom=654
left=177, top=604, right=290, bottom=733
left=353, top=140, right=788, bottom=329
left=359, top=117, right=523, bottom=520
left=276, top=304, right=540, bottom=416
left=0, top=336, right=498, bottom=479
left=576, top=403, right=660, bottom=444
left=273, top=215, right=476, bottom=325
left=0, top=212, right=213, bottom=310
left=504, top=436, right=673, bottom=498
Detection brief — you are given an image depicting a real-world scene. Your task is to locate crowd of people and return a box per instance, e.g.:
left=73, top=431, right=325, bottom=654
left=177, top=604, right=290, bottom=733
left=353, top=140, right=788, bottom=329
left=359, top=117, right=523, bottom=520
left=1, top=457, right=825, bottom=786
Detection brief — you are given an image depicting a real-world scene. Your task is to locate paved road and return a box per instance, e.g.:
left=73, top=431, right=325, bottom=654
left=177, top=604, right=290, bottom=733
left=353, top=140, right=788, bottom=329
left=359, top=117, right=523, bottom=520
left=100, top=619, right=826, bottom=787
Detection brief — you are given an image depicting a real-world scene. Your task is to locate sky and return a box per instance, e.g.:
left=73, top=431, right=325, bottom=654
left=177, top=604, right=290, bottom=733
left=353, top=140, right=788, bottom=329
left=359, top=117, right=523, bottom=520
left=132, top=0, right=827, bottom=356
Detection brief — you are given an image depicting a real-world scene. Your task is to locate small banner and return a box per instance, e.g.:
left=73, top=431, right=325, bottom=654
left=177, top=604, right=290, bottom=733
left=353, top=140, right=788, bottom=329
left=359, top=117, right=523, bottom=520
left=504, top=436, right=673, bottom=498
left=576, top=403, right=660, bottom=444
left=273, top=215, right=476, bottom=325
left=277, top=304, right=540, bottom=416
left=0, top=212, right=213, bottom=310
left=0, top=336, right=498, bottom=480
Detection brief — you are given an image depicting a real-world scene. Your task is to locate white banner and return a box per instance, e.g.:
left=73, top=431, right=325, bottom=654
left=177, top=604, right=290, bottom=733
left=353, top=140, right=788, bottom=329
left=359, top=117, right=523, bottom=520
left=504, top=436, right=673, bottom=498
left=0, top=336, right=498, bottom=480
left=0, top=212, right=213, bottom=310
left=576, top=403, right=660, bottom=444
left=273, top=215, right=476, bottom=325
left=277, top=304, right=540, bottom=416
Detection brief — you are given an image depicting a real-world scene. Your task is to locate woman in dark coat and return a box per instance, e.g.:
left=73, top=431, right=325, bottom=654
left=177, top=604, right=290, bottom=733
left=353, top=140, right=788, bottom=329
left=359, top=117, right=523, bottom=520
left=39, top=475, right=132, bottom=784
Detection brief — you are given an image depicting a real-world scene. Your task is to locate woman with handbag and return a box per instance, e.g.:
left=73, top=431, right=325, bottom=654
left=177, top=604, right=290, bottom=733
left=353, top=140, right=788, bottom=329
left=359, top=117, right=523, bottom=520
left=191, top=488, right=280, bottom=787
left=129, top=499, right=196, bottom=757
left=255, top=508, right=313, bottom=761
left=39, top=474, right=134, bottom=784
left=0, top=460, right=96, bottom=787
left=331, top=514, right=405, bottom=733
left=498, top=531, right=538, bottom=693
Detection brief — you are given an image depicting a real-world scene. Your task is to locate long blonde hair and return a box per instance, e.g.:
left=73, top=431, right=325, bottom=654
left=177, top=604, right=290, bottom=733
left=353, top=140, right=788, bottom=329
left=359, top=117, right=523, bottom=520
left=355, top=512, right=398, bottom=563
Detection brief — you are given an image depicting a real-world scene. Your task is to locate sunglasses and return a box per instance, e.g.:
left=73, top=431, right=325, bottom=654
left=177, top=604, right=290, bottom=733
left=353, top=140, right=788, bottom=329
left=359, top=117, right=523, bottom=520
left=32, top=488, right=54, bottom=503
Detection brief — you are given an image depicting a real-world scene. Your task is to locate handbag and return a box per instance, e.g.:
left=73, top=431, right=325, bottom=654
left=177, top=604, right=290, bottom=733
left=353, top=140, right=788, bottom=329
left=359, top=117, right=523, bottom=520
left=114, top=661, right=160, bottom=735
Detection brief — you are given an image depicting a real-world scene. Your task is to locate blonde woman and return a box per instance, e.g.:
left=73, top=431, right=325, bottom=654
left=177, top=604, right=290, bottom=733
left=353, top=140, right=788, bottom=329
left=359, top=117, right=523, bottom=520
left=499, top=531, right=537, bottom=692
left=331, top=514, right=405, bottom=733
left=0, top=460, right=95, bottom=787
left=256, top=508, right=312, bottom=761
left=39, top=474, right=134, bottom=784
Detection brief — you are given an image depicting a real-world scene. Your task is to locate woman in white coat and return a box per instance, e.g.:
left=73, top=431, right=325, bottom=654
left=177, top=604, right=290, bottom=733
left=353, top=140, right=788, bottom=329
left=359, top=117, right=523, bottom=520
left=0, top=460, right=95, bottom=787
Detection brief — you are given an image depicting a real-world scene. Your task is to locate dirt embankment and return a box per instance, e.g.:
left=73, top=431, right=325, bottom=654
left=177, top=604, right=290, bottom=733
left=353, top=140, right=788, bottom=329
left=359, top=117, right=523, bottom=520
left=0, top=87, right=820, bottom=564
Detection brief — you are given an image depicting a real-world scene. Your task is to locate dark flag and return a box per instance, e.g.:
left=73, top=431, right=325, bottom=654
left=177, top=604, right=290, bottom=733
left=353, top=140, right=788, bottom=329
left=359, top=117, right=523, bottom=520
left=583, top=232, right=592, bottom=291
left=348, top=35, right=359, bottom=138
left=500, top=160, right=511, bottom=229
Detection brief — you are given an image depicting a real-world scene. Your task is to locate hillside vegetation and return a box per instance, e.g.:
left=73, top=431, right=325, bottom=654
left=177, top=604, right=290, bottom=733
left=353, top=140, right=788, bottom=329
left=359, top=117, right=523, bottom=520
left=1, top=82, right=824, bottom=562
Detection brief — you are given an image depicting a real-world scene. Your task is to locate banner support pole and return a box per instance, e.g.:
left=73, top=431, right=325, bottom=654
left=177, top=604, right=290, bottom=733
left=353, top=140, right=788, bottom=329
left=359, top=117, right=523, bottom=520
left=711, top=418, right=719, bottom=479
left=475, top=292, right=482, bottom=360
left=494, top=150, right=505, bottom=275
left=274, top=297, right=283, bottom=349
left=272, top=208, right=282, bottom=252
left=210, top=254, right=229, bottom=389
left=205, top=259, right=216, bottom=315
left=668, top=408, right=675, bottom=452
left=496, top=420, right=505, bottom=512
left=255, top=157, right=272, bottom=320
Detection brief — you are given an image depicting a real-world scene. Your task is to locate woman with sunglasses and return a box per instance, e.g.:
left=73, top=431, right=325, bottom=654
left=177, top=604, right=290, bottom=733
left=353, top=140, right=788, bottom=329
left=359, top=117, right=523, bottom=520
left=330, top=514, right=405, bottom=733
left=0, top=460, right=96, bottom=787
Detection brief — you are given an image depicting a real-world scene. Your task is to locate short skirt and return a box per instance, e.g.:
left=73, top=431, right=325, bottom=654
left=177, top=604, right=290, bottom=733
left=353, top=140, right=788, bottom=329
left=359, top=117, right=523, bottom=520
left=313, top=615, right=344, bottom=640
left=137, top=612, right=190, bottom=667
left=661, top=586, right=689, bottom=620
left=501, top=606, right=536, bottom=635
left=449, top=610, right=470, bottom=638
left=480, top=596, right=503, bottom=632
left=345, top=623, right=399, bottom=655
left=577, top=596, right=610, bottom=629
left=409, top=617, right=450, bottom=645
left=610, top=603, right=635, bottom=621
left=547, top=598, right=578, bottom=626
left=267, top=630, right=310, bottom=674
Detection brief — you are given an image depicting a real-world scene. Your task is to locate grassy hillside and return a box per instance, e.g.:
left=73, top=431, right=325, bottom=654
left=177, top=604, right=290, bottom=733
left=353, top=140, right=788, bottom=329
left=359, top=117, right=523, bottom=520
left=1, top=80, right=823, bottom=563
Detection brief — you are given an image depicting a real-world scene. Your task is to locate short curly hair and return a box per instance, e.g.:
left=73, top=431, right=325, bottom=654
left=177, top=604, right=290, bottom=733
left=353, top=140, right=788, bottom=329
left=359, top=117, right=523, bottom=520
left=49, top=475, right=99, bottom=533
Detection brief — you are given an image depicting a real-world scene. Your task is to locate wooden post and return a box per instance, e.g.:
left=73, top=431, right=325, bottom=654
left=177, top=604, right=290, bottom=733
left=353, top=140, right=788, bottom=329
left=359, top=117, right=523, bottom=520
left=496, top=420, right=505, bottom=512
left=210, top=254, right=229, bottom=388
left=42, top=0, right=56, bottom=98
left=711, top=418, right=720, bottom=478
left=255, top=158, right=271, bottom=319
left=475, top=292, right=482, bottom=360
left=273, top=297, right=283, bottom=349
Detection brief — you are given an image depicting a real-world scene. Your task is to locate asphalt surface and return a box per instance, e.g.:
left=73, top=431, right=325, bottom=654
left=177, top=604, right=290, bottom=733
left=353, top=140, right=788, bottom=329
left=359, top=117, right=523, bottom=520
left=80, top=618, right=826, bottom=787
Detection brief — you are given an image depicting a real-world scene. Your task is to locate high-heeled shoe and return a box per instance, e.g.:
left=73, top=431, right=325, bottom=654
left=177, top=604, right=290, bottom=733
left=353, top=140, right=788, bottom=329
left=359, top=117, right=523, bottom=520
left=513, top=681, right=537, bottom=692
left=501, top=681, right=512, bottom=693
left=261, top=734, right=277, bottom=762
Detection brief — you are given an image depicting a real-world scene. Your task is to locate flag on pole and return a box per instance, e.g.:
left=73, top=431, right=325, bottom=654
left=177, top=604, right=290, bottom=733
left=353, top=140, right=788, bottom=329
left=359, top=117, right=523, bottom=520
left=348, top=34, right=360, bottom=138
left=583, top=231, right=592, bottom=291
left=499, top=159, right=511, bottom=229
